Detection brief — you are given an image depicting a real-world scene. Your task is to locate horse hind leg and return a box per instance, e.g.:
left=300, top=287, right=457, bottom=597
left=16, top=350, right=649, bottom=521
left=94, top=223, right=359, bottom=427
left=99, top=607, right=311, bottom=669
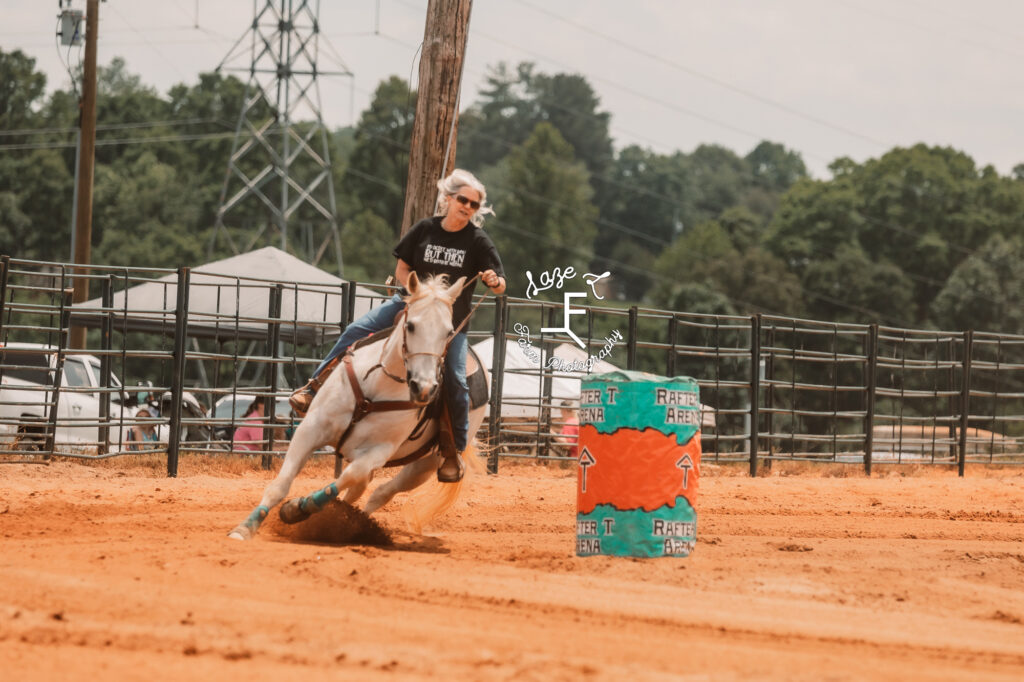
left=363, top=453, right=438, bottom=515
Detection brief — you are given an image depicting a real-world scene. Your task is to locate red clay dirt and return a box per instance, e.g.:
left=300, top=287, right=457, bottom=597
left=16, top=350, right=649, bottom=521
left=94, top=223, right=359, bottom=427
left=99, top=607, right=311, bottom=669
left=1, top=457, right=1023, bottom=681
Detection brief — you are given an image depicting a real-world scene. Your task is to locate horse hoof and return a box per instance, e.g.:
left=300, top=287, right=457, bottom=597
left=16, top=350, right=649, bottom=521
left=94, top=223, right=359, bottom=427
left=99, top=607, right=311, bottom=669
left=279, top=499, right=311, bottom=525
left=227, top=526, right=252, bottom=541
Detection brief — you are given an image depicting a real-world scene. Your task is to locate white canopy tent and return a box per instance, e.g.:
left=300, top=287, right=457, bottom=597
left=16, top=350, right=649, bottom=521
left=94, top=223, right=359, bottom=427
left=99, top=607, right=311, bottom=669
left=72, top=247, right=382, bottom=345
left=471, top=337, right=582, bottom=419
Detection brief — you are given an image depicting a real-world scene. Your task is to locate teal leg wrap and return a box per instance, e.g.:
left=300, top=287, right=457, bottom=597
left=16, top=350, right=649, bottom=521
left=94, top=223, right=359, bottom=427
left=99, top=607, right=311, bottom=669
left=242, top=505, right=269, bottom=532
left=300, top=482, right=339, bottom=515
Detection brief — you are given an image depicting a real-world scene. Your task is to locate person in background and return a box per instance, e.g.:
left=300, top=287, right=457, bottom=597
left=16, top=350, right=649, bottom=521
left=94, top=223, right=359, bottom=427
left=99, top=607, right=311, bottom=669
left=554, top=399, right=579, bottom=459
left=126, top=405, right=160, bottom=451
left=233, top=396, right=266, bottom=452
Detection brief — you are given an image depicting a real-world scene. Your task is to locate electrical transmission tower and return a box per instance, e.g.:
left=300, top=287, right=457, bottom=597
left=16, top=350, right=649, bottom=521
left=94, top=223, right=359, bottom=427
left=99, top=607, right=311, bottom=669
left=210, top=0, right=350, bottom=274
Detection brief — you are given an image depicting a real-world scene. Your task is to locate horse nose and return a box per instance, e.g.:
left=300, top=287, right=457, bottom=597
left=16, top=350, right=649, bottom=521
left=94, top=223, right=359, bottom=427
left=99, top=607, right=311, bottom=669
left=409, top=379, right=431, bottom=402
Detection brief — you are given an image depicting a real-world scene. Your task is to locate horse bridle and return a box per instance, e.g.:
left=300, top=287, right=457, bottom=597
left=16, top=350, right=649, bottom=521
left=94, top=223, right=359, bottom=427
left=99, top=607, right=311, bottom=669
left=364, top=272, right=484, bottom=390
left=366, top=307, right=446, bottom=392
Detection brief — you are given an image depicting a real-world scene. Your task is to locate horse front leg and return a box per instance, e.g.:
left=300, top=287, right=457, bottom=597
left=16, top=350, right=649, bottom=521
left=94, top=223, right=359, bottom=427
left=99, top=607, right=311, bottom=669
left=227, top=418, right=332, bottom=540
left=279, top=443, right=394, bottom=524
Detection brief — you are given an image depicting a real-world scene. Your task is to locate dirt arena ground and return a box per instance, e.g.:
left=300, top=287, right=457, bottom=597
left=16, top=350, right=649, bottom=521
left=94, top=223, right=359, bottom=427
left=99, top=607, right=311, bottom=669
left=1, top=456, right=1023, bottom=681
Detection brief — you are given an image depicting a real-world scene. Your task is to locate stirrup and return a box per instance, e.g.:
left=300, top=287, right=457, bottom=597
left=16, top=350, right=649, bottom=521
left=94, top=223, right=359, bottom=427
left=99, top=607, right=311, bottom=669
left=437, top=451, right=465, bottom=483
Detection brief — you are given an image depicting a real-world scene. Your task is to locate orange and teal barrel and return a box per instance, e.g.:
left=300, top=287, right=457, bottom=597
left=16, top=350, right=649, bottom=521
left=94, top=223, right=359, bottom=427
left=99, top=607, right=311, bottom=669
left=576, top=370, right=700, bottom=557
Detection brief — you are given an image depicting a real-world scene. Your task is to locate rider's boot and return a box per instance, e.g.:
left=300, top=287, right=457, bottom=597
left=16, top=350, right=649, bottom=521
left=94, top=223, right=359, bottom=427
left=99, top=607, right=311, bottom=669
left=437, top=450, right=465, bottom=483
left=288, top=357, right=340, bottom=416
left=436, top=406, right=465, bottom=482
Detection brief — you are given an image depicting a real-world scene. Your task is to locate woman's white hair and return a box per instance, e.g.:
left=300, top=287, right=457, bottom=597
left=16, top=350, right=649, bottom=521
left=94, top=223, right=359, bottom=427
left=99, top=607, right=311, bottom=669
left=434, top=168, right=495, bottom=227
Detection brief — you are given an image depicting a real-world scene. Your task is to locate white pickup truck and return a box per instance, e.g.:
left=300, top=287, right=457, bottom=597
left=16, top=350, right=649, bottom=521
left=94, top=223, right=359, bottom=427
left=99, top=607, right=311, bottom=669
left=0, top=343, right=133, bottom=451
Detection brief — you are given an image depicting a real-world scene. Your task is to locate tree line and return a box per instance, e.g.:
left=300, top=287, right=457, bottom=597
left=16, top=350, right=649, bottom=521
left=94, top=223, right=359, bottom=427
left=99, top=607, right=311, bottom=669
left=2, top=49, right=1023, bottom=334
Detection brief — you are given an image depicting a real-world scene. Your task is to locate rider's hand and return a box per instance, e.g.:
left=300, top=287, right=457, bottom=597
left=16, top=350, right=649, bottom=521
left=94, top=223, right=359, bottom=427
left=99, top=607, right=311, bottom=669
left=480, top=270, right=504, bottom=292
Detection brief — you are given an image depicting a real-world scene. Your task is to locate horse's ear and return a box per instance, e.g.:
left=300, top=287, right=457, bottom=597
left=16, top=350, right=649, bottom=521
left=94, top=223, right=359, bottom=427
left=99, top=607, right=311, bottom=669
left=407, top=271, right=420, bottom=294
left=445, top=275, right=467, bottom=300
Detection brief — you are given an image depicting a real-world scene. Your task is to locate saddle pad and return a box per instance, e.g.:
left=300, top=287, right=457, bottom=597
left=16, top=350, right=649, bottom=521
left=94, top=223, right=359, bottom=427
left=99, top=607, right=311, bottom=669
left=466, top=346, right=489, bottom=410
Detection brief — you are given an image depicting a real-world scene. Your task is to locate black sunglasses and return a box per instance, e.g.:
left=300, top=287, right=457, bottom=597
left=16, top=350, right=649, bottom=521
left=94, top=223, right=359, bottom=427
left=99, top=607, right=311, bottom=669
left=454, top=194, right=481, bottom=210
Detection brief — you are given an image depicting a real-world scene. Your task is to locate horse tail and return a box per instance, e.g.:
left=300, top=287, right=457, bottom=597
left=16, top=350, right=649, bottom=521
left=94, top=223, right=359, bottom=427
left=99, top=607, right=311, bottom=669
left=402, top=442, right=482, bottom=533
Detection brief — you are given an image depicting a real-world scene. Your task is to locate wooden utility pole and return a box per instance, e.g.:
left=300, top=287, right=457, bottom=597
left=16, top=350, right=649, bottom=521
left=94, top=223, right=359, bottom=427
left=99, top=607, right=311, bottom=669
left=400, top=0, right=472, bottom=237
left=70, top=0, right=100, bottom=349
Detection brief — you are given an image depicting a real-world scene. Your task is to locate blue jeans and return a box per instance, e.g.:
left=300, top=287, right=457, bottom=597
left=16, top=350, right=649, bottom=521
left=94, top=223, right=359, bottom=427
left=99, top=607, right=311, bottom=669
left=313, top=293, right=471, bottom=451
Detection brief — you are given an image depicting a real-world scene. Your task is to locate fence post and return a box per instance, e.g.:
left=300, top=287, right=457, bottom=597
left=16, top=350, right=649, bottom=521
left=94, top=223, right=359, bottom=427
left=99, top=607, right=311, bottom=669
left=749, top=313, right=761, bottom=477
left=666, top=314, right=677, bottom=376
left=487, top=295, right=507, bottom=474
left=45, top=278, right=74, bottom=457
left=264, top=283, right=283, bottom=470
left=946, top=337, right=957, bottom=463
left=166, top=267, right=190, bottom=478
left=626, top=306, right=638, bottom=371
left=538, top=305, right=556, bottom=457
left=764, top=323, right=775, bottom=458
left=338, top=281, right=350, bottom=335
left=0, top=255, right=9, bottom=339
left=346, top=280, right=357, bottom=326
left=97, top=276, right=113, bottom=455
left=864, top=324, right=878, bottom=475
left=958, top=330, right=973, bottom=477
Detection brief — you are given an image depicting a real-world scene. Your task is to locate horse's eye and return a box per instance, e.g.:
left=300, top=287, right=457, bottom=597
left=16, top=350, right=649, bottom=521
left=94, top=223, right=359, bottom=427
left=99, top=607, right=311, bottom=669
left=406, top=322, right=415, bottom=333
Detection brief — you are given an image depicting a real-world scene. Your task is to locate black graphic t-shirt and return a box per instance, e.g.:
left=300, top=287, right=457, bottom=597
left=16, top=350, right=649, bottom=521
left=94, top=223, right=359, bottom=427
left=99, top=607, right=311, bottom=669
left=393, top=216, right=505, bottom=328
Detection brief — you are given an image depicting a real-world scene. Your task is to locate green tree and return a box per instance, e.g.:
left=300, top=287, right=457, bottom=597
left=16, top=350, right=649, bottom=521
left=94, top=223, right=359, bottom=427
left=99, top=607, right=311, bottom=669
left=665, top=282, right=736, bottom=316
left=0, top=192, right=31, bottom=252
left=766, top=176, right=864, bottom=271
left=0, top=49, right=47, bottom=129
left=486, top=122, right=598, bottom=296
left=92, top=152, right=204, bottom=267
left=931, top=233, right=1024, bottom=334
left=688, top=144, right=751, bottom=223
left=0, top=149, right=74, bottom=260
left=526, top=69, right=613, bottom=181
left=721, top=247, right=804, bottom=316
left=339, top=210, right=396, bottom=284
left=458, top=62, right=614, bottom=184
left=801, top=243, right=915, bottom=324
left=592, top=146, right=692, bottom=299
left=649, top=220, right=737, bottom=308
left=745, top=140, right=808, bottom=193
left=338, top=77, right=415, bottom=231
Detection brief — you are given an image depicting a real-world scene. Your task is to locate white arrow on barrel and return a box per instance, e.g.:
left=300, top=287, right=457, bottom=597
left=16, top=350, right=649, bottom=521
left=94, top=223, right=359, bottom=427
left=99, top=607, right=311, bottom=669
left=578, top=446, right=596, bottom=492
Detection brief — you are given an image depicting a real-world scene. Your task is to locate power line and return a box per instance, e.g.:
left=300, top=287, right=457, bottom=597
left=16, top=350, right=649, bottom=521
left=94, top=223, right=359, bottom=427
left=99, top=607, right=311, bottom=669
left=0, top=117, right=230, bottom=138
left=108, top=3, right=188, bottom=81
left=846, top=0, right=1024, bottom=61
left=0, top=130, right=236, bottom=152
left=510, top=0, right=891, bottom=150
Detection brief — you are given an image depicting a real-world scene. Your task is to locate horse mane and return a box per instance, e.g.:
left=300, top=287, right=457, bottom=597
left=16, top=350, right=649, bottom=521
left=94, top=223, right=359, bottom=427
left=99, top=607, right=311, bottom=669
left=405, top=274, right=457, bottom=308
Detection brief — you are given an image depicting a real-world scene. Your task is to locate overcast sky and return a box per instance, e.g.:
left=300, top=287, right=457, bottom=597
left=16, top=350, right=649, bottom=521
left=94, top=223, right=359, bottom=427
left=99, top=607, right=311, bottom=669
left=4, top=0, right=1023, bottom=178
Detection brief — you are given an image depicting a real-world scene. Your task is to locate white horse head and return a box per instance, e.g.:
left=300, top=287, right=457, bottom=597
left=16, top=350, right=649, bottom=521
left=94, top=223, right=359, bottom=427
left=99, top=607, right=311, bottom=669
left=402, top=272, right=466, bottom=402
